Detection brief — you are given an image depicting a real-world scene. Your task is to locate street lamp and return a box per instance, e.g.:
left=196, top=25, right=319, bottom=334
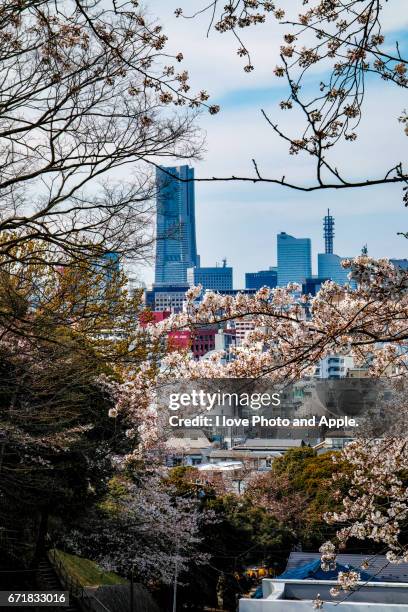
left=0, top=431, right=7, bottom=472
left=172, top=544, right=180, bottom=612
left=130, top=570, right=134, bottom=612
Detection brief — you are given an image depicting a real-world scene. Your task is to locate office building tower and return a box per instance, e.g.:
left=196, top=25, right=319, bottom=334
left=94, top=251, right=120, bottom=297
left=98, top=251, right=120, bottom=276
left=154, top=165, right=199, bottom=286
left=187, top=259, right=233, bottom=291
left=245, top=268, right=278, bottom=290
left=277, top=232, right=312, bottom=286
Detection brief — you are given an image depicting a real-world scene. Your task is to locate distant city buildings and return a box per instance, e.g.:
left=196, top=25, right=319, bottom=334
left=148, top=164, right=395, bottom=314
left=95, top=251, right=120, bottom=296
left=315, top=355, right=354, bottom=379
left=98, top=251, right=120, bottom=277
left=323, top=208, right=334, bottom=254
left=192, top=328, right=217, bottom=358
left=245, top=268, right=277, bottom=290
left=234, top=319, right=255, bottom=346
left=391, top=258, right=408, bottom=270
left=214, top=328, right=236, bottom=357
left=205, top=288, right=257, bottom=297
left=277, top=232, right=312, bottom=286
left=188, top=259, right=233, bottom=291
left=317, top=252, right=352, bottom=285
left=302, top=277, right=328, bottom=296
left=169, top=327, right=218, bottom=359
left=167, top=330, right=191, bottom=351
left=145, top=285, right=189, bottom=312
left=154, top=165, right=199, bottom=286
left=139, top=310, right=171, bottom=326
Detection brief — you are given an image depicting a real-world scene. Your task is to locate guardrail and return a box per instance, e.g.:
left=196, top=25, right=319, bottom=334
left=48, top=549, right=91, bottom=609
left=48, top=550, right=112, bottom=612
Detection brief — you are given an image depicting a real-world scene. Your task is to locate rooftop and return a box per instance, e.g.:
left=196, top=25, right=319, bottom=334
left=197, top=461, right=243, bottom=472
left=285, top=552, right=408, bottom=584
left=239, top=578, right=408, bottom=611
left=164, top=429, right=211, bottom=451
left=209, top=449, right=282, bottom=460
left=233, top=439, right=306, bottom=451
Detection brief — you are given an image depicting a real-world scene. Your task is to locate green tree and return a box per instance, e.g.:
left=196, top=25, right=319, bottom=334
left=246, top=448, right=350, bottom=549
left=0, top=244, right=158, bottom=568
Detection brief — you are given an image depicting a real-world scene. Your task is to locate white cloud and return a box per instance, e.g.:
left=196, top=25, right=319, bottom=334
left=147, top=0, right=408, bottom=97
left=138, top=1, right=408, bottom=287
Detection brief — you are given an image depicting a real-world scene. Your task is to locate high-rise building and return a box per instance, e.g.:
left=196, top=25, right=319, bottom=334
left=154, top=165, right=199, bottom=286
left=277, top=232, right=312, bottom=286
left=317, top=210, right=355, bottom=286
left=95, top=251, right=120, bottom=296
left=245, top=268, right=277, bottom=290
left=98, top=251, right=120, bottom=276
left=187, top=259, right=233, bottom=291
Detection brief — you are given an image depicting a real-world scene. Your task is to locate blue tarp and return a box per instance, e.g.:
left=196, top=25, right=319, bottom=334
left=251, top=559, right=378, bottom=599
left=278, top=559, right=378, bottom=582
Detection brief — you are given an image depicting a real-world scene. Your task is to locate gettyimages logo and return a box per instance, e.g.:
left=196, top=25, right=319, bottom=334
left=168, top=389, right=281, bottom=411
left=159, top=378, right=395, bottom=440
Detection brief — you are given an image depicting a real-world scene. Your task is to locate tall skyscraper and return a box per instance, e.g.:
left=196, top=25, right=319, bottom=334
left=154, top=165, right=199, bottom=286
left=277, top=232, right=312, bottom=286
left=318, top=210, right=354, bottom=286
left=95, top=251, right=120, bottom=295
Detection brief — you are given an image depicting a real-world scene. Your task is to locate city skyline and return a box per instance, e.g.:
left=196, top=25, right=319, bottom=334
left=149, top=165, right=405, bottom=291
left=137, top=0, right=408, bottom=288
left=140, top=178, right=407, bottom=290
left=141, top=173, right=408, bottom=289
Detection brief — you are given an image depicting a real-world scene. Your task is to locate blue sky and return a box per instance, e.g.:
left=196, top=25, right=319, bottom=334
left=138, top=1, right=408, bottom=287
